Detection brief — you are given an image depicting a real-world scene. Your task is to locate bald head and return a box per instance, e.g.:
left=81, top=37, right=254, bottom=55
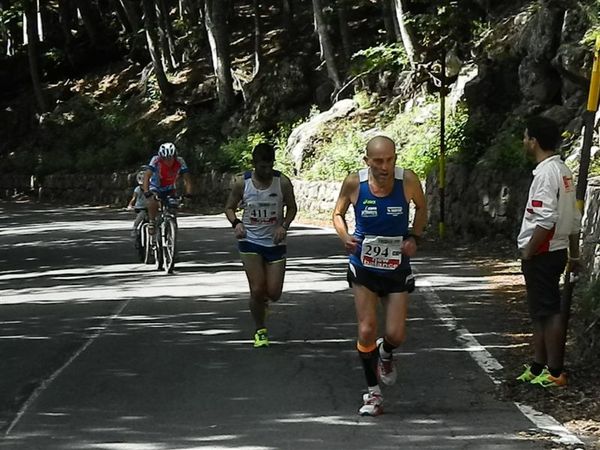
left=366, top=135, right=396, bottom=156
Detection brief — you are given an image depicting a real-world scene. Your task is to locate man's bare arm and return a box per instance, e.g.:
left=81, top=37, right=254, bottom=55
left=333, top=174, right=359, bottom=253
left=404, top=169, right=427, bottom=236
left=224, top=177, right=244, bottom=224
left=281, top=175, right=297, bottom=229
left=182, top=173, right=193, bottom=195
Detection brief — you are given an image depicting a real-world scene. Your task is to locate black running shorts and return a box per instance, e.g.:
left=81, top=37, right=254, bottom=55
left=347, top=262, right=415, bottom=296
left=521, top=249, right=567, bottom=319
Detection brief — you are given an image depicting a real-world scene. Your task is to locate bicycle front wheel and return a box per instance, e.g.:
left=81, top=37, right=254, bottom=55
left=153, top=230, right=163, bottom=271
left=162, top=218, right=177, bottom=274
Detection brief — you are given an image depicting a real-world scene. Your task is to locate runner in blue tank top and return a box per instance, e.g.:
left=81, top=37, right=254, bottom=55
left=333, top=135, right=427, bottom=416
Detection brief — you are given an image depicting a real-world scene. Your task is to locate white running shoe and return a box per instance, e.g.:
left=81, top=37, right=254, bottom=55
left=358, top=392, right=383, bottom=416
left=377, top=337, right=397, bottom=386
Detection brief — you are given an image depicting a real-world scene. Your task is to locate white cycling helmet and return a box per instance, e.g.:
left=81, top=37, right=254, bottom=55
left=158, top=142, right=176, bottom=158
left=136, top=170, right=145, bottom=184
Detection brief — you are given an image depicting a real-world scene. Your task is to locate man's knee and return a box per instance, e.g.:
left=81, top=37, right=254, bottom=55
left=266, top=287, right=283, bottom=302
left=358, top=320, right=377, bottom=342
left=385, top=330, right=406, bottom=347
left=250, top=285, right=267, bottom=300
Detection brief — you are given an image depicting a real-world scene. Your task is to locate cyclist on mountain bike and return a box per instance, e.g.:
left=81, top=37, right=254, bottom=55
left=142, top=142, right=193, bottom=233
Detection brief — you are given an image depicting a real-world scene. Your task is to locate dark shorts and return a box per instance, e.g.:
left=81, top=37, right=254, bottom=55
left=347, top=262, right=415, bottom=297
left=521, top=249, right=567, bottom=319
left=239, top=241, right=286, bottom=263
left=150, top=188, right=176, bottom=202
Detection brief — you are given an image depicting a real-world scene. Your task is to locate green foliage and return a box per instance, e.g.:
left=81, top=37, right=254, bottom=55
left=303, top=124, right=365, bottom=181
left=410, top=0, right=485, bottom=50
left=351, top=44, right=408, bottom=76
left=217, top=125, right=296, bottom=175
left=580, top=0, right=600, bottom=47
left=30, top=95, right=165, bottom=175
left=0, top=3, right=22, bottom=26
left=590, top=153, right=600, bottom=177
left=385, top=100, right=470, bottom=179
left=272, top=123, right=295, bottom=175
left=481, top=117, right=528, bottom=170
left=218, top=133, right=267, bottom=171
left=296, top=98, right=471, bottom=181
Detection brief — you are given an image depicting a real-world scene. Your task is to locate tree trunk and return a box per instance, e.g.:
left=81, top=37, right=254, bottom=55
left=336, top=0, right=351, bottom=61
left=74, top=0, right=103, bottom=47
left=252, top=0, right=263, bottom=77
left=112, top=0, right=130, bottom=32
left=281, top=0, right=295, bottom=43
left=380, top=0, right=397, bottom=42
left=393, top=0, right=418, bottom=67
left=179, top=0, right=201, bottom=26
left=312, top=0, right=341, bottom=90
left=158, top=0, right=179, bottom=68
left=141, top=0, right=173, bottom=99
left=3, top=13, right=21, bottom=56
left=23, top=0, right=48, bottom=112
left=57, top=0, right=77, bottom=66
left=118, top=0, right=141, bottom=32
left=35, top=0, right=44, bottom=42
left=205, top=0, right=234, bottom=111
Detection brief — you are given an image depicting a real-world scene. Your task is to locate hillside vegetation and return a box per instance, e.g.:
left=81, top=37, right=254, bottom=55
left=3, top=0, right=597, bottom=181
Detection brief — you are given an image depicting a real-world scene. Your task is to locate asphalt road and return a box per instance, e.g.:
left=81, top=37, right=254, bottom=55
left=0, top=202, right=581, bottom=449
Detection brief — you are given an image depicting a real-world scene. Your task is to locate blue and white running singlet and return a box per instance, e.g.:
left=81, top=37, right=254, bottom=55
left=349, top=167, right=410, bottom=274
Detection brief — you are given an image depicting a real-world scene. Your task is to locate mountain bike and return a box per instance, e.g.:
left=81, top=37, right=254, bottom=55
left=132, top=209, right=153, bottom=264
left=152, top=195, right=180, bottom=274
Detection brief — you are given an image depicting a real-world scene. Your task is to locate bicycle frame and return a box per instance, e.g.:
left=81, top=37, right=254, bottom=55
left=153, top=196, right=180, bottom=274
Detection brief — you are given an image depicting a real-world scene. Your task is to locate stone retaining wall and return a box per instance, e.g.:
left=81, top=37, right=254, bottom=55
left=581, top=178, right=600, bottom=281
left=2, top=171, right=597, bottom=278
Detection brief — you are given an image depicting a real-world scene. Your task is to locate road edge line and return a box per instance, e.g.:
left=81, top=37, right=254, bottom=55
left=5, top=298, right=131, bottom=436
left=418, top=280, right=583, bottom=446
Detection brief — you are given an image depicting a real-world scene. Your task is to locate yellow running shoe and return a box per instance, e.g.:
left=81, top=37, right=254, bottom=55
left=253, top=328, right=269, bottom=348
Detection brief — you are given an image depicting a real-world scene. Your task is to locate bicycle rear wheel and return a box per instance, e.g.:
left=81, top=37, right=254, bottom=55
left=136, top=229, right=145, bottom=263
left=162, top=218, right=177, bottom=274
left=141, top=223, right=153, bottom=264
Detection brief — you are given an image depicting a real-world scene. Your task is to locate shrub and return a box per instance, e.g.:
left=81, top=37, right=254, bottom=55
left=302, top=123, right=365, bottom=181
left=385, top=100, right=470, bottom=179
left=351, top=44, right=409, bottom=76
left=218, top=133, right=267, bottom=171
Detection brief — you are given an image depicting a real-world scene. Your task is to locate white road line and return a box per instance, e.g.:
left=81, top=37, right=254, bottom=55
left=418, top=280, right=583, bottom=446
left=5, top=298, right=132, bottom=436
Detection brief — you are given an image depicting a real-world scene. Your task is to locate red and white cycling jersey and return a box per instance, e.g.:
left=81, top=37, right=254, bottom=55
left=148, top=155, right=189, bottom=192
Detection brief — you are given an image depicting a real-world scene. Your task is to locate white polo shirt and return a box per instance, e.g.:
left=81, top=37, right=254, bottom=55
left=517, top=155, right=581, bottom=253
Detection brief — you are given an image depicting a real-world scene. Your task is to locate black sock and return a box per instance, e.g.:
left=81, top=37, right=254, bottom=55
left=548, top=366, right=563, bottom=378
left=358, top=348, right=379, bottom=387
left=530, top=362, right=545, bottom=376
left=381, top=337, right=396, bottom=355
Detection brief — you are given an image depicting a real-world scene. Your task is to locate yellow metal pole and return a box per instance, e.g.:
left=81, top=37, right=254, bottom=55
left=577, top=35, right=600, bottom=212
left=562, top=35, right=600, bottom=327
left=439, top=49, right=446, bottom=239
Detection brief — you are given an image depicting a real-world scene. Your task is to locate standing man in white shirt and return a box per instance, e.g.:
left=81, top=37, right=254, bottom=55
left=516, top=116, right=581, bottom=388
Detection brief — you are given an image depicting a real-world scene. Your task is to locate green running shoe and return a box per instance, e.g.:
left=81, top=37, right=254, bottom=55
left=516, top=364, right=537, bottom=382
left=530, top=370, right=567, bottom=388
left=253, top=328, right=269, bottom=348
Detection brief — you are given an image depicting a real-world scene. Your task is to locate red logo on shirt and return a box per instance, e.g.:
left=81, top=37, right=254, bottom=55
left=563, top=176, right=573, bottom=191
left=531, top=200, right=543, bottom=207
